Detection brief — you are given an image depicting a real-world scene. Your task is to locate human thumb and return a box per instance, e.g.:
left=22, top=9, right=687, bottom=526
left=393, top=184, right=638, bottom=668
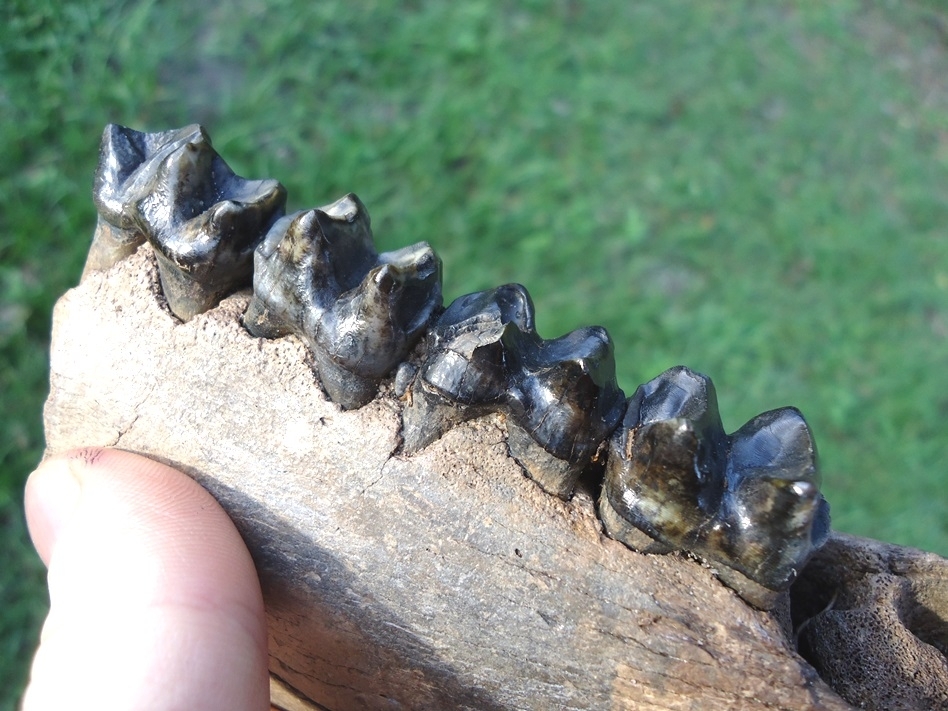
left=21, top=448, right=269, bottom=711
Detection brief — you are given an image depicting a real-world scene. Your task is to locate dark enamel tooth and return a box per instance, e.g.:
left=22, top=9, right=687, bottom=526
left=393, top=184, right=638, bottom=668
left=87, top=124, right=199, bottom=276
left=601, top=365, right=728, bottom=541
left=600, top=365, right=829, bottom=609
left=723, top=407, right=830, bottom=595
left=402, top=283, right=624, bottom=498
left=88, top=123, right=287, bottom=318
left=401, top=284, right=532, bottom=454
left=315, top=250, right=442, bottom=408
left=132, top=126, right=287, bottom=321
left=504, top=326, right=626, bottom=498
left=244, top=195, right=377, bottom=340
left=244, top=194, right=442, bottom=410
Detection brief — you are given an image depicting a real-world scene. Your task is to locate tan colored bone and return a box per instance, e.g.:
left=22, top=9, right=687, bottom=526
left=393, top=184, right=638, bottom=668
left=43, top=244, right=947, bottom=710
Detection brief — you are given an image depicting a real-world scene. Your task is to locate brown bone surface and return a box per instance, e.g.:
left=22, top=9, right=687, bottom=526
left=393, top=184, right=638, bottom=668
left=43, top=245, right=948, bottom=710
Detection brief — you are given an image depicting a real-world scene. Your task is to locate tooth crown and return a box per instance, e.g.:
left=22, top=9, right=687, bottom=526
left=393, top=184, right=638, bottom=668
left=243, top=194, right=443, bottom=410
left=402, top=284, right=626, bottom=499
left=87, top=124, right=195, bottom=274
left=88, top=123, right=287, bottom=320
left=505, top=325, right=626, bottom=464
left=87, top=123, right=835, bottom=611
left=421, top=285, right=534, bottom=407
left=600, top=365, right=830, bottom=608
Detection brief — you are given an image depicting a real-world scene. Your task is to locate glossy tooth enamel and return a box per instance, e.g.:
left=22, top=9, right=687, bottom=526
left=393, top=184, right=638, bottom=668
left=88, top=124, right=196, bottom=276
left=600, top=365, right=830, bottom=609
left=243, top=194, right=442, bottom=410
left=89, top=123, right=287, bottom=320
left=401, top=283, right=625, bottom=499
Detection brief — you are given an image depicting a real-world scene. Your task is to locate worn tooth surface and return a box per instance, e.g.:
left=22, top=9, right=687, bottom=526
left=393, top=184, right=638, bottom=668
left=316, top=248, right=442, bottom=408
left=87, top=124, right=197, bottom=276
left=88, top=123, right=287, bottom=318
left=402, top=283, right=625, bottom=498
left=602, top=365, right=728, bottom=538
left=723, top=407, right=830, bottom=596
left=133, top=126, right=287, bottom=321
left=244, top=194, right=442, bottom=410
left=401, top=284, right=532, bottom=454
left=600, top=365, right=830, bottom=609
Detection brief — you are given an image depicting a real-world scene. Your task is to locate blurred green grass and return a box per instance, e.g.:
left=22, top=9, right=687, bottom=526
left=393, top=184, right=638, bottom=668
left=2, top=0, right=947, bottom=705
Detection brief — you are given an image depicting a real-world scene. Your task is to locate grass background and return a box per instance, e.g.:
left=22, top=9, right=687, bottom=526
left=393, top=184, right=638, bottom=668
left=2, top=0, right=946, bottom=705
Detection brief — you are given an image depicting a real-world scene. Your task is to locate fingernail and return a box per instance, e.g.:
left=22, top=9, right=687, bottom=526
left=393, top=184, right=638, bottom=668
left=25, top=458, right=83, bottom=563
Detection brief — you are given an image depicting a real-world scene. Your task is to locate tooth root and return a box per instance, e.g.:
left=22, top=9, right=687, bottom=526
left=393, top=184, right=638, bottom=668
left=84, top=216, right=147, bottom=279
left=400, top=381, right=472, bottom=454
left=504, top=429, right=587, bottom=499
left=393, top=362, right=417, bottom=399
left=601, top=366, right=830, bottom=609
left=401, top=285, right=523, bottom=452
left=244, top=196, right=442, bottom=411
left=402, top=284, right=625, bottom=498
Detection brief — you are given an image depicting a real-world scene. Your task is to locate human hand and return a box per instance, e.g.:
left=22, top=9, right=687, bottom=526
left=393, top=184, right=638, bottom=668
left=21, top=448, right=269, bottom=710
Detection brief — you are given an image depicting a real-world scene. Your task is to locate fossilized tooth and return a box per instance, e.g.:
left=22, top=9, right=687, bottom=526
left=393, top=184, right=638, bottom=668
left=724, top=408, right=831, bottom=593
left=598, top=366, right=728, bottom=552
left=243, top=194, right=442, bottom=410
left=316, top=245, right=442, bottom=408
left=243, top=195, right=377, bottom=339
left=401, top=284, right=535, bottom=454
left=86, top=124, right=199, bottom=276
left=130, top=125, right=287, bottom=321
left=504, top=326, right=626, bottom=498
left=600, top=365, right=830, bottom=609
left=401, top=283, right=625, bottom=498
left=87, top=124, right=287, bottom=319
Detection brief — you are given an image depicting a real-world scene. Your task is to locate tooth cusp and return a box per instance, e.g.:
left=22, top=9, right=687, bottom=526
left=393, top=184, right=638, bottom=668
left=243, top=195, right=443, bottom=410
left=88, top=123, right=287, bottom=320
left=402, top=283, right=625, bottom=499
left=601, top=366, right=830, bottom=609
left=509, top=327, right=626, bottom=461
left=724, top=407, right=831, bottom=592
